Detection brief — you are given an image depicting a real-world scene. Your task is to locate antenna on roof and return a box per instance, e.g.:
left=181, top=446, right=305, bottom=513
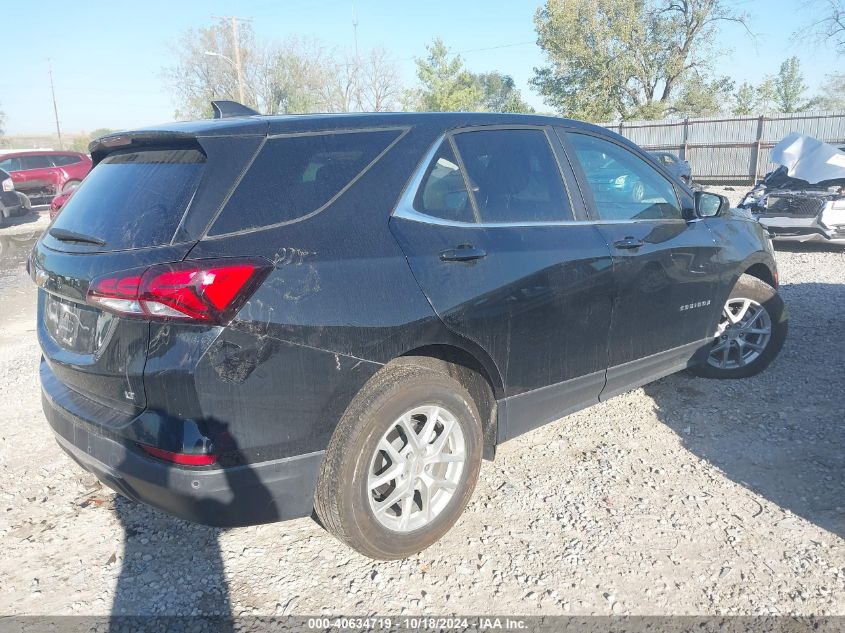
left=211, top=100, right=260, bottom=119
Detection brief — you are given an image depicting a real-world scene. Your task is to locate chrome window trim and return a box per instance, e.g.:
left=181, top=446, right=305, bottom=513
left=392, top=134, right=687, bottom=229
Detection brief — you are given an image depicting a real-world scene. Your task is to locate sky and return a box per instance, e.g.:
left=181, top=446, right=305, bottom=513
left=1, top=0, right=840, bottom=136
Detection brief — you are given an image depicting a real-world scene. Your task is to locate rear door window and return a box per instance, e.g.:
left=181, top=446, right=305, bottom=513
left=209, top=129, right=403, bottom=236
left=21, top=155, right=54, bottom=170
left=451, top=129, right=571, bottom=223
left=49, top=148, right=205, bottom=249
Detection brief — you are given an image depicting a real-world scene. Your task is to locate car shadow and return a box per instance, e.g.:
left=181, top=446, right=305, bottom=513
left=642, top=281, right=845, bottom=540
left=108, top=421, right=280, bottom=629
left=1, top=210, right=42, bottom=230
left=111, top=497, right=232, bottom=625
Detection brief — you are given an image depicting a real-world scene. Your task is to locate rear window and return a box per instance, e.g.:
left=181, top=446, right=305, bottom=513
left=208, top=129, right=402, bottom=236
left=49, top=148, right=205, bottom=249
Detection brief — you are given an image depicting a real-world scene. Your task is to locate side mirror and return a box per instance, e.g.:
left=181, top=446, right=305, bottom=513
left=695, top=191, right=727, bottom=218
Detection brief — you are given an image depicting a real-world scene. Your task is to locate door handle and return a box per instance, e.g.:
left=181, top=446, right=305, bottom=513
left=613, top=237, right=644, bottom=250
left=439, top=244, right=487, bottom=262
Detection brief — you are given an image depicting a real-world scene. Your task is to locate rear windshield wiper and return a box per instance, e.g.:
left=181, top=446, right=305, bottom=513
left=49, top=228, right=106, bottom=246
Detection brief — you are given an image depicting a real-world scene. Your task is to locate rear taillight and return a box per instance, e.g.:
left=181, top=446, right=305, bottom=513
left=1, top=178, right=13, bottom=192
left=139, top=444, right=217, bottom=466
left=87, top=259, right=271, bottom=324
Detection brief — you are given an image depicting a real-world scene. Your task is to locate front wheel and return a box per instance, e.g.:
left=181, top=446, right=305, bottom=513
left=691, top=274, right=787, bottom=379
left=314, top=358, right=483, bottom=559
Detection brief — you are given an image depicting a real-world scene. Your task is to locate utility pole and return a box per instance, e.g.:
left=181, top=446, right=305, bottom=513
left=212, top=15, right=250, bottom=104
left=230, top=16, right=245, bottom=104
left=352, top=4, right=359, bottom=59
left=47, top=59, right=63, bottom=150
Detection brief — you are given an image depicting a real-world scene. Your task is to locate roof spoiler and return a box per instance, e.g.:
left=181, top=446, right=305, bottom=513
left=88, top=130, right=200, bottom=164
left=211, top=100, right=260, bottom=119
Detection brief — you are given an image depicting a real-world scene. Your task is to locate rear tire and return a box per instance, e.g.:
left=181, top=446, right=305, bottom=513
left=691, top=274, right=787, bottom=379
left=314, top=358, right=483, bottom=559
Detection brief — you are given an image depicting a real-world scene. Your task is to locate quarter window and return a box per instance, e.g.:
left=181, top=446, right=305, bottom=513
left=567, top=134, right=682, bottom=221
left=414, top=141, right=475, bottom=223
left=452, top=129, right=571, bottom=223
left=210, top=129, right=402, bottom=235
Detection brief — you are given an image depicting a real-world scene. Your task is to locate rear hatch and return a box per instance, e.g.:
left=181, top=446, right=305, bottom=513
left=32, top=128, right=265, bottom=415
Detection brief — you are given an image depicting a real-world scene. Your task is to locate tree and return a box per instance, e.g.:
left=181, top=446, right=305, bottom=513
left=773, top=57, right=817, bottom=112
left=732, top=82, right=757, bottom=115
left=671, top=74, right=734, bottom=118
left=163, top=18, right=261, bottom=118
left=412, top=39, right=483, bottom=112
left=817, top=72, right=845, bottom=109
left=410, top=40, right=534, bottom=113
left=475, top=72, right=535, bottom=113
left=800, top=0, right=845, bottom=54
left=0, top=105, right=5, bottom=140
left=731, top=78, right=779, bottom=116
left=757, top=77, right=778, bottom=115
left=69, top=128, right=117, bottom=153
left=163, top=21, right=404, bottom=117
left=252, top=38, right=332, bottom=114
left=358, top=48, right=403, bottom=111
left=531, top=0, right=748, bottom=121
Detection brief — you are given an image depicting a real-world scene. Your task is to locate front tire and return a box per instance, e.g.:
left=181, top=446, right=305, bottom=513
left=691, top=274, right=787, bottom=379
left=314, top=358, right=483, bottom=559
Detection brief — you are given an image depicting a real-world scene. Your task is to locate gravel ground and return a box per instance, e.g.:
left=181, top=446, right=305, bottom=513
left=0, top=227, right=843, bottom=617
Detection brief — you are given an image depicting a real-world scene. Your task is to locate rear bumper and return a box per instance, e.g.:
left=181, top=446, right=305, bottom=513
left=41, top=370, right=324, bottom=528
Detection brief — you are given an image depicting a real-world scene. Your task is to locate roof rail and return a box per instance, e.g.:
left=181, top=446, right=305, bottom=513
left=211, top=100, right=260, bottom=119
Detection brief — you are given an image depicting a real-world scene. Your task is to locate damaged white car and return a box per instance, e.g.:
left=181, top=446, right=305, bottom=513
left=740, top=133, right=845, bottom=245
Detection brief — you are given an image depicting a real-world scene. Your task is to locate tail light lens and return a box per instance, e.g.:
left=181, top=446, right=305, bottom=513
left=88, top=259, right=271, bottom=324
left=2, top=178, right=13, bottom=192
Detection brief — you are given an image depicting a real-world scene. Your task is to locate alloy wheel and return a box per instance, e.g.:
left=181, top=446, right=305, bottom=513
left=367, top=405, right=466, bottom=533
left=707, top=297, right=772, bottom=369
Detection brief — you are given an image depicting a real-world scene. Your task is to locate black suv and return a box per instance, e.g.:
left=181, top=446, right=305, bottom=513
left=32, top=105, right=787, bottom=559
